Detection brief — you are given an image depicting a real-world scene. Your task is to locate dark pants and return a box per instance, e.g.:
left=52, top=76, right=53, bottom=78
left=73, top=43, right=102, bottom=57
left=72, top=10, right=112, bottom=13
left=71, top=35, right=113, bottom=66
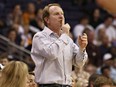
left=38, top=83, right=71, bottom=87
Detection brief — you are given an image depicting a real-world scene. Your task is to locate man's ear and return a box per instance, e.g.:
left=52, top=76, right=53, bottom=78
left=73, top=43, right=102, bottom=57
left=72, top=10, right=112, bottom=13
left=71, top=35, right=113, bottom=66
left=44, top=17, right=49, bottom=24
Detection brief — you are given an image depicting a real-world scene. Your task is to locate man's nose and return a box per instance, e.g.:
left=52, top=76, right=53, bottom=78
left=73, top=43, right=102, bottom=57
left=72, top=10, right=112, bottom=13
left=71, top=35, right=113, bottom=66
left=59, top=14, right=64, bottom=18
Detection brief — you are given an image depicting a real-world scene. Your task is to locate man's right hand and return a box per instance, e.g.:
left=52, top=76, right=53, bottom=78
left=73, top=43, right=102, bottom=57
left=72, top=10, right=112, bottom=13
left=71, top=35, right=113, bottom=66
left=61, top=23, right=70, bottom=35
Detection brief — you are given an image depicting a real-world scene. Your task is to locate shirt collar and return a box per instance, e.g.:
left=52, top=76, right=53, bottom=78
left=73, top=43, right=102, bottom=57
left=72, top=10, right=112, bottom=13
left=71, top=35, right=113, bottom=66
left=43, top=26, right=54, bottom=36
left=43, top=26, right=59, bottom=38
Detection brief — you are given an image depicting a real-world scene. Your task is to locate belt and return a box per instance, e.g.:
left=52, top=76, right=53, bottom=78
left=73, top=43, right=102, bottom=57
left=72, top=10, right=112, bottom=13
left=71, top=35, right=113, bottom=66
left=38, top=83, right=71, bottom=87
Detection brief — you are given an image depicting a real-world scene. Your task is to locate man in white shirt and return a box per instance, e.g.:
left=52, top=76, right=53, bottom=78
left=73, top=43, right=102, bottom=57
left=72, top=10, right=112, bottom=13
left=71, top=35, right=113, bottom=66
left=31, top=3, right=88, bottom=87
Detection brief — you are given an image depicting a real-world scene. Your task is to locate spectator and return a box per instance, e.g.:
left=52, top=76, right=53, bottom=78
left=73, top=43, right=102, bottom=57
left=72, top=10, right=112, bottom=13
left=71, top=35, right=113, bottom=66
left=88, top=73, right=100, bottom=87
left=0, top=61, right=29, bottom=87
left=85, top=64, right=97, bottom=75
left=84, top=28, right=102, bottom=67
left=7, top=28, right=21, bottom=45
left=30, top=9, right=44, bottom=31
left=88, top=74, right=100, bottom=87
left=101, top=65, right=111, bottom=79
left=95, top=15, right=115, bottom=42
left=99, top=35, right=112, bottom=59
left=93, top=76, right=113, bottom=87
left=96, top=28, right=106, bottom=45
left=90, top=8, right=103, bottom=29
left=28, top=72, right=37, bottom=87
left=20, top=24, right=32, bottom=50
left=6, top=4, right=22, bottom=26
left=22, top=3, right=36, bottom=25
left=96, top=53, right=113, bottom=75
left=73, top=15, right=94, bottom=40
left=0, top=56, right=10, bottom=66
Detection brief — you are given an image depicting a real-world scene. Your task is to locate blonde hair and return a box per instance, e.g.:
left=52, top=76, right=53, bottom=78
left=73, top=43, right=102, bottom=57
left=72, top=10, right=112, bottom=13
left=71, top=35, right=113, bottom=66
left=93, top=76, right=113, bottom=87
left=0, top=61, right=28, bottom=87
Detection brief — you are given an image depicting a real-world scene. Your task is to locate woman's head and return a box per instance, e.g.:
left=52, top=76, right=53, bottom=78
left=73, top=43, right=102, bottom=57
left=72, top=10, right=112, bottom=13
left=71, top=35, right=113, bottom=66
left=0, top=61, right=29, bottom=87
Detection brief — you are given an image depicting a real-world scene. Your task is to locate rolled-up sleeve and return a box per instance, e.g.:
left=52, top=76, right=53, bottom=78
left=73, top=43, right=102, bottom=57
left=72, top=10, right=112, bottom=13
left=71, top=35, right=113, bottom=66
left=72, top=43, right=88, bottom=68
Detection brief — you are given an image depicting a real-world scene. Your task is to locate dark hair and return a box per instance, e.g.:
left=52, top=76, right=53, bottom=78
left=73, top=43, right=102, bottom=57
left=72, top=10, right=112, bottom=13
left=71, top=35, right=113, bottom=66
left=79, top=15, right=89, bottom=23
left=88, top=74, right=100, bottom=87
left=7, top=28, right=17, bottom=37
left=103, top=14, right=113, bottom=22
left=29, top=72, right=35, bottom=76
left=82, top=27, right=91, bottom=35
left=101, top=65, right=110, bottom=74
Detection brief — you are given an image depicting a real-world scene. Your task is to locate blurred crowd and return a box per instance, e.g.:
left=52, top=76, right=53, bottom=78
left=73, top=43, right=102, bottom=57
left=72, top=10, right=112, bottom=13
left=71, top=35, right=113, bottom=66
left=0, top=0, right=116, bottom=87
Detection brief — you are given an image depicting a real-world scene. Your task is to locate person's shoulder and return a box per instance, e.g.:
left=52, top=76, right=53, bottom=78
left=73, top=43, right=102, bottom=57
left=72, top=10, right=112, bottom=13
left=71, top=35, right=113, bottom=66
left=33, top=31, right=44, bottom=39
left=34, top=31, right=42, bottom=37
left=33, top=27, right=53, bottom=39
left=33, top=28, right=48, bottom=38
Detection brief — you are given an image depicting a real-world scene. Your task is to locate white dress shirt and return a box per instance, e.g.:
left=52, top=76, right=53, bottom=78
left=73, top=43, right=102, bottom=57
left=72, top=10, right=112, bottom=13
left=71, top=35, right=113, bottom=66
left=31, top=26, right=88, bottom=85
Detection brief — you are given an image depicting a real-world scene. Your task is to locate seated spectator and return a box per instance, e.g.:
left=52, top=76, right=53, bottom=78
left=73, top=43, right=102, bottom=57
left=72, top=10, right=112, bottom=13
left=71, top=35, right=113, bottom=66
left=7, top=28, right=22, bottom=45
left=101, top=65, right=111, bottom=79
left=88, top=74, right=100, bottom=87
left=93, top=76, right=113, bottom=87
left=0, top=56, right=10, bottom=66
left=22, top=3, right=36, bottom=25
left=101, top=65, right=115, bottom=85
left=0, top=61, right=29, bottom=87
left=96, top=28, right=106, bottom=45
left=28, top=72, right=37, bottom=87
left=6, top=4, right=22, bottom=26
left=83, top=28, right=102, bottom=67
left=30, top=8, right=44, bottom=31
left=73, top=15, right=94, bottom=40
left=20, top=24, right=32, bottom=50
left=85, top=64, right=97, bottom=75
left=95, top=15, right=115, bottom=42
left=90, top=8, right=103, bottom=29
left=99, top=35, right=112, bottom=59
left=110, top=44, right=116, bottom=58
left=96, top=53, right=114, bottom=80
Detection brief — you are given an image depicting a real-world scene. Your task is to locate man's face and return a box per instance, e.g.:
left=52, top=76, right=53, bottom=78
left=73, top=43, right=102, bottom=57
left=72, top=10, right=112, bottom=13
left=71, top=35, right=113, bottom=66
left=47, top=6, right=65, bottom=29
left=103, top=69, right=110, bottom=78
left=1, top=58, right=9, bottom=66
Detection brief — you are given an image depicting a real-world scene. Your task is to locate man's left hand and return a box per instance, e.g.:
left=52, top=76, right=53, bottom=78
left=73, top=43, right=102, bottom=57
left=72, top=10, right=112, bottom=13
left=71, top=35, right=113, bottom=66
left=77, top=33, right=88, bottom=52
